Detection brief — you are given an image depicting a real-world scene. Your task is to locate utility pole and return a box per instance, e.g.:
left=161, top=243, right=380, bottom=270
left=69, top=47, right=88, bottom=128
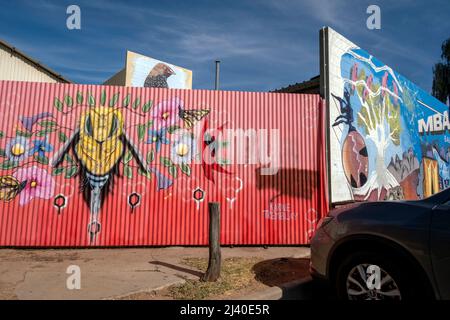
left=215, top=60, right=220, bottom=90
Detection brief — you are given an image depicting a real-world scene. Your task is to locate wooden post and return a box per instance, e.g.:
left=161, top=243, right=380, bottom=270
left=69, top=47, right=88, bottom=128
left=201, top=202, right=221, bottom=282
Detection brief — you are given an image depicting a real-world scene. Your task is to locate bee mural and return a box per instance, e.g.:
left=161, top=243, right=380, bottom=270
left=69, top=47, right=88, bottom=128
left=52, top=106, right=172, bottom=242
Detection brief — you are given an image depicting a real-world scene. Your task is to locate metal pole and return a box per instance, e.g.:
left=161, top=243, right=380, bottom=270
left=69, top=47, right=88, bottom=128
left=215, top=60, right=220, bottom=90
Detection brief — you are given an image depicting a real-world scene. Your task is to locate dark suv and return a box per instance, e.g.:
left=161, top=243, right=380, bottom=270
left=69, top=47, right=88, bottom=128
left=310, top=188, right=450, bottom=300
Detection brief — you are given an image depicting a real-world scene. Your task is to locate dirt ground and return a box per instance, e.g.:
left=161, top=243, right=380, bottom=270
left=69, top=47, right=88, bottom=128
left=117, top=256, right=311, bottom=300
left=0, top=246, right=311, bottom=300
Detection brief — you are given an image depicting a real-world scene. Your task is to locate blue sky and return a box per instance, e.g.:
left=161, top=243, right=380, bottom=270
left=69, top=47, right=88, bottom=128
left=0, top=0, right=449, bottom=92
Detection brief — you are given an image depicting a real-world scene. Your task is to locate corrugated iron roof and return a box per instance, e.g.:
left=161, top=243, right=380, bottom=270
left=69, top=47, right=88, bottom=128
left=272, top=75, right=320, bottom=94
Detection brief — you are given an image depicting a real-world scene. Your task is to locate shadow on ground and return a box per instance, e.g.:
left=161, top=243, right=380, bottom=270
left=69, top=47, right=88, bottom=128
left=252, top=257, right=335, bottom=300
left=149, top=261, right=203, bottom=278
left=253, top=257, right=310, bottom=286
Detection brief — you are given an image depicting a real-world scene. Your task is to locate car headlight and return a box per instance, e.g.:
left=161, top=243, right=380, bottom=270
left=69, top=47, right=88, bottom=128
left=316, top=216, right=334, bottom=230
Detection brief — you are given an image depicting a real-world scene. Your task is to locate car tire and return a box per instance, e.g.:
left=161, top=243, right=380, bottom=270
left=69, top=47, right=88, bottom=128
left=335, top=250, right=425, bottom=300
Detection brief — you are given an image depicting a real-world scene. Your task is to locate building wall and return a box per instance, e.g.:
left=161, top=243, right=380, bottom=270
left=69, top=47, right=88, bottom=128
left=103, top=68, right=126, bottom=86
left=0, top=80, right=328, bottom=247
left=0, top=44, right=64, bottom=83
left=324, top=28, right=449, bottom=204
left=126, top=50, right=192, bottom=89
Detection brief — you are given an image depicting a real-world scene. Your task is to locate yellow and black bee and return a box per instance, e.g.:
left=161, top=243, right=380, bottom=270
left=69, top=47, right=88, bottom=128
left=52, top=106, right=172, bottom=242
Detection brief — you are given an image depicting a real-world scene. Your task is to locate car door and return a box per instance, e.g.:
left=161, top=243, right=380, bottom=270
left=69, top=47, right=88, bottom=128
left=430, top=197, right=450, bottom=299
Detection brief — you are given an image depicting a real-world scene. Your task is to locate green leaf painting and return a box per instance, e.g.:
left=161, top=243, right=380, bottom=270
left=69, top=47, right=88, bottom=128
left=167, top=125, right=181, bottom=134
left=138, top=168, right=152, bottom=180
left=52, top=167, right=65, bottom=176
left=142, top=101, right=153, bottom=113
left=137, top=124, right=146, bottom=142
left=100, top=90, right=107, bottom=106
left=133, top=97, right=141, bottom=110
left=123, top=150, right=133, bottom=164
left=124, top=164, right=133, bottom=179
left=16, top=130, right=32, bottom=138
left=54, top=97, right=63, bottom=112
left=64, top=95, right=73, bottom=108
left=34, top=154, right=49, bottom=165
left=146, top=150, right=154, bottom=164
left=0, top=160, right=19, bottom=170
left=169, top=165, right=178, bottom=179
left=36, top=128, right=57, bottom=137
left=180, top=163, right=191, bottom=177
left=65, top=166, right=78, bottom=179
left=76, top=91, right=84, bottom=104
left=88, top=93, right=96, bottom=106
left=160, top=156, right=173, bottom=167
left=58, top=131, right=68, bottom=143
left=109, top=93, right=120, bottom=107
left=38, top=120, right=57, bottom=128
left=64, top=154, right=75, bottom=164
left=123, top=94, right=131, bottom=108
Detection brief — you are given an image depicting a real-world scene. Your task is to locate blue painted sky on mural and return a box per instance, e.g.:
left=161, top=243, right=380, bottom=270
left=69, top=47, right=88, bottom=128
left=0, top=0, right=449, bottom=92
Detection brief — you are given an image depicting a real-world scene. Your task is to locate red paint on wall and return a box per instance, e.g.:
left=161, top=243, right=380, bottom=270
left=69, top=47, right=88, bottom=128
left=0, top=81, right=328, bottom=246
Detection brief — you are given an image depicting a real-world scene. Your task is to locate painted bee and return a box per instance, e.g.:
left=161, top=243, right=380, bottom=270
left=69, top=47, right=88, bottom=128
left=52, top=106, right=172, bottom=243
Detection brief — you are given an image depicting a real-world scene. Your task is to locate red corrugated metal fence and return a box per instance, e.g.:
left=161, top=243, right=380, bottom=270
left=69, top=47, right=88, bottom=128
left=0, top=81, right=328, bottom=246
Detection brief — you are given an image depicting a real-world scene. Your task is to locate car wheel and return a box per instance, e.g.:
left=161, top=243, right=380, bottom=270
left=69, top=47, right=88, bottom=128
left=335, top=250, right=421, bottom=300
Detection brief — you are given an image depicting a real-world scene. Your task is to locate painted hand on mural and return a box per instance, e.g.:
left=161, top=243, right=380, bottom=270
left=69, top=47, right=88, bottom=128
left=335, top=49, right=404, bottom=200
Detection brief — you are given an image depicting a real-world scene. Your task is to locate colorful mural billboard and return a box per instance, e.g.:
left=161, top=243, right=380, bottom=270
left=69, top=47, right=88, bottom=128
left=324, top=28, right=449, bottom=203
left=125, top=51, right=192, bottom=89
left=0, top=81, right=327, bottom=246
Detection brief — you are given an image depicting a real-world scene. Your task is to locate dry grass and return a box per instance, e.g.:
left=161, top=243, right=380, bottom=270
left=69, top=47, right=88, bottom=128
left=168, top=257, right=263, bottom=300
left=116, top=256, right=310, bottom=300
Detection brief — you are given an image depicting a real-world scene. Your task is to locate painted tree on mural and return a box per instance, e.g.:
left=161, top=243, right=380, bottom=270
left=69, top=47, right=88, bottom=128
left=344, top=51, right=403, bottom=199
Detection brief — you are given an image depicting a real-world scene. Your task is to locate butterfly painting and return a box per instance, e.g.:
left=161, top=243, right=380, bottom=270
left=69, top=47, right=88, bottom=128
left=178, top=106, right=210, bottom=129
left=0, top=175, right=26, bottom=202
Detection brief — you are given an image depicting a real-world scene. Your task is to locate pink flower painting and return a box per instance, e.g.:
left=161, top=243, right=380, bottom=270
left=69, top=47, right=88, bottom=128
left=363, top=75, right=373, bottom=101
left=151, top=97, right=182, bottom=129
left=13, top=166, right=55, bottom=206
left=350, top=63, right=359, bottom=91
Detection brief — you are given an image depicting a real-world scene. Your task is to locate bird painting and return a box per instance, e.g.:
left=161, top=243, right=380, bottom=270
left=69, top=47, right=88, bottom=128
left=144, top=63, right=175, bottom=88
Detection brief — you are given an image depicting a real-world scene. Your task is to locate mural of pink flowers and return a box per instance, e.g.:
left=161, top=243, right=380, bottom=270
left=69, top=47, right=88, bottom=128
left=13, top=166, right=55, bottom=206
left=382, top=72, right=388, bottom=96
left=363, top=75, right=373, bottom=101
left=151, top=97, right=181, bottom=129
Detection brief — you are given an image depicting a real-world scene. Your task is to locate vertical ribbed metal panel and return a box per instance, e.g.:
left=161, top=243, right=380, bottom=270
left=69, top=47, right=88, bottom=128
left=0, top=80, right=328, bottom=247
left=0, top=47, right=63, bottom=83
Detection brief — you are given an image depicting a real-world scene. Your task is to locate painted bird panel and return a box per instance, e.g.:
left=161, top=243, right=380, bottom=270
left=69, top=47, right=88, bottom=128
left=144, top=63, right=175, bottom=88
